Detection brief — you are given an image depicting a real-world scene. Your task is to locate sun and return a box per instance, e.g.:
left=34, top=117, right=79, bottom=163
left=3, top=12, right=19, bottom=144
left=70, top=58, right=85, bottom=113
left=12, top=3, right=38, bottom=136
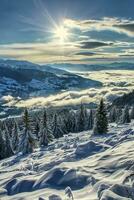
left=54, top=25, right=69, bottom=43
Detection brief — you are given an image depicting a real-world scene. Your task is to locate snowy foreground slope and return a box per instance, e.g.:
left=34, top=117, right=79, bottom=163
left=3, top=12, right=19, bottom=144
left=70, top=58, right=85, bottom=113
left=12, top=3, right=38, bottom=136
left=0, top=122, right=134, bottom=200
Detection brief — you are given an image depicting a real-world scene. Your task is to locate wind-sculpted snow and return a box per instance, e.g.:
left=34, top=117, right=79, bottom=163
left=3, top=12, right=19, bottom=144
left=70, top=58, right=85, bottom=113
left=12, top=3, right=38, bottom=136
left=99, top=184, right=134, bottom=200
left=48, top=195, right=62, bottom=200
left=0, top=122, right=134, bottom=199
left=75, top=141, right=109, bottom=158
left=33, top=168, right=90, bottom=190
left=5, top=179, right=35, bottom=195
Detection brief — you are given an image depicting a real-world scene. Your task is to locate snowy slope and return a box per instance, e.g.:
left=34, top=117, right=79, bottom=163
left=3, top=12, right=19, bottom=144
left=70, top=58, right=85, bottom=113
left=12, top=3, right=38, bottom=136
left=0, top=121, right=134, bottom=200
left=0, top=60, right=102, bottom=98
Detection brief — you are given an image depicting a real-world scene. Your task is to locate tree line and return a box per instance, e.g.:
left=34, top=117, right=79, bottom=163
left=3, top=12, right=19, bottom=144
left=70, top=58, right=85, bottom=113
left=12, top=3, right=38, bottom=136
left=0, top=99, right=134, bottom=160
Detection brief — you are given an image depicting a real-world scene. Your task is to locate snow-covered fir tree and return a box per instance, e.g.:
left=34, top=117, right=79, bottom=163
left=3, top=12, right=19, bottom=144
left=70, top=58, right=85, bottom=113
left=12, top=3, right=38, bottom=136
left=5, top=118, right=14, bottom=137
left=60, top=111, right=73, bottom=135
left=72, top=111, right=78, bottom=133
left=23, top=108, right=30, bottom=130
left=0, top=122, right=6, bottom=160
left=87, top=109, right=94, bottom=130
left=65, top=186, right=74, bottom=200
left=39, top=109, right=53, bottom=146
left=116, top=107, right=123, bottom=123
left=130, top=106, right=134, bottom=119
left=93, top=99, right=108, bottom=135
left=77, top=103, right=88, bottom=132
left=3, top=122, right=14, bottom=157
left=12, top=120, right=19, bottom=152
left=52, top=113, right=64, bottom=138
left=18, top=109, right=36, bottom=155
left=66, top=110, right=77, bottom=133
left=121, top=105, right=131, bottom=124
left=34, top=117, right=40, bottom=139
left=109, top=106, right=117, bottom=123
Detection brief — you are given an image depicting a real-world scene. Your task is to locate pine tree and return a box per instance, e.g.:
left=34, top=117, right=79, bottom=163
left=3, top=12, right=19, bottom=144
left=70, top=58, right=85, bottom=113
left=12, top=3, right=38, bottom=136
left=0, top=131, right=6, bottom=160
left=23, top=108, right=30, bottom=130
left=116, top=107, right=123, bottom=123
left=121, top=105, right=131, bottom=124
left=65, top=186, right=74, bottom=200
left=3, top=122, right=14, bottom=157
left=12, top=120, right=19, bottom=152
left=130, top=106, right=134, bottom=119
left=34, top=117, right=40, bottom=139
left=0, top=122, right=6, bottom=160
left=72, top=111, right=78, bottom=133
left=68, top=111, right=77, bottom=133
left=52, top=113, right=64, bottom=138
left=77, top=103, right=88, bottom=132
left=62, top=116, right=69, bottom=134
left=62, top=110, right=76, bottom=134
left=109, top=106, right=117, bottom=123
left=39, top=109, right=53, bottom=146
left=93, top=99, right=108, bottom=135
left=60, top=116, right=68, bottom=135
left=4, top=119, right=14, bottom=137
left=87, top=109, right=94, bottom=130
left=19, top=109, right=36, bottom=155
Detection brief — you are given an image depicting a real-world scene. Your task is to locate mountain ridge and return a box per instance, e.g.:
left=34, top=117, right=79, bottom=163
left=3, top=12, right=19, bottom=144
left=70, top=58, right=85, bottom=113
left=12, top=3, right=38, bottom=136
left=0, top=59, right=102, bottom=98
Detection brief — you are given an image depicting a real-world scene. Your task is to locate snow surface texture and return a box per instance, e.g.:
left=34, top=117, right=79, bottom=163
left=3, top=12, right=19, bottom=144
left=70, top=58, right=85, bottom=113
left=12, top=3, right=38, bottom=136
left=0, top=121, right=134, bottom=200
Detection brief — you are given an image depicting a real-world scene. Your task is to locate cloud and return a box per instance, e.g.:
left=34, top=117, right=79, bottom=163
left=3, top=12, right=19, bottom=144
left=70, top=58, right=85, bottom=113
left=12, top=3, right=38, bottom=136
left=119, top=54, right=134, bottom=57
left=75, top=52, right=96, bottom=56
left=79, top=41, right=113, bottom=49
left=0, top=17, right=133, bottom=63
left=14, top=86, right=132, bottom=108
left=64, top=17, right=134, bottom=37
left=119, top=48, right=134, bottom=57
left=1, top=95, right=14, bottom=103
left=114, top=23, right=134, bottom=34
left=0, top=41, right=79, bottom=63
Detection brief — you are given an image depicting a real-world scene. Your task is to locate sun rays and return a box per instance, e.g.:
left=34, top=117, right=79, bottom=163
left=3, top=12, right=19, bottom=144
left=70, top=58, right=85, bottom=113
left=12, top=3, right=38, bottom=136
left=53, top=24, right=69, bottom=44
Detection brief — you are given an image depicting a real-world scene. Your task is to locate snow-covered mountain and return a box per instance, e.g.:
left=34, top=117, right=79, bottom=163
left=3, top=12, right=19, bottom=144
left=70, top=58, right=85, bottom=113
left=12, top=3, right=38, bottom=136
left=0, top=121, right=134, bottom=200
left=51, top=62, right=134, bottom=72
left=0, top=60, right=102, bottom=98
left=0, top=59, right=39, bottom=70
left=112, top=90, right=134, bottom=107
left=0, top=59, right=68, bottom=75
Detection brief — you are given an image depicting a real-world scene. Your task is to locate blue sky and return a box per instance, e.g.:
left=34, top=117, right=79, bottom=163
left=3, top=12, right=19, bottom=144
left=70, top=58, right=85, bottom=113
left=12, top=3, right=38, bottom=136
left=0, top=0, right=134, bottom=63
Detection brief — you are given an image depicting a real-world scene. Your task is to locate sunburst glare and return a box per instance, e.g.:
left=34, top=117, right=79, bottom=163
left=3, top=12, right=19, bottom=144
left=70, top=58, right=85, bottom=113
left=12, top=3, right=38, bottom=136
left=53, top=24, right=69, bottom=44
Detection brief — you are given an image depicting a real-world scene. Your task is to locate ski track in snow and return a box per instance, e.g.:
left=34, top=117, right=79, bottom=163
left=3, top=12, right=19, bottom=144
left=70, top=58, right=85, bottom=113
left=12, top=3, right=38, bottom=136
left=0, top=121, right=134, bottom=200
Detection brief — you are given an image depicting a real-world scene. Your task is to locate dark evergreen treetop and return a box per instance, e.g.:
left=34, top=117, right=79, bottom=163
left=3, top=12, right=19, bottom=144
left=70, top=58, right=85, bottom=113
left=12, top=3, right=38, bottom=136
left=93, top=99, right=108, bottom=135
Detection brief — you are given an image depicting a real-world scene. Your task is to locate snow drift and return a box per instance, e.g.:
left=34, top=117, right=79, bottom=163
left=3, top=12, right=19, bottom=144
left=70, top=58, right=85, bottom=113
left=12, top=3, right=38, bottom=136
left=33, top=167, right=90, bottom=190
left=75, top=140, right=109, bottom=158
left=1, top=122, right=134, bottom=200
